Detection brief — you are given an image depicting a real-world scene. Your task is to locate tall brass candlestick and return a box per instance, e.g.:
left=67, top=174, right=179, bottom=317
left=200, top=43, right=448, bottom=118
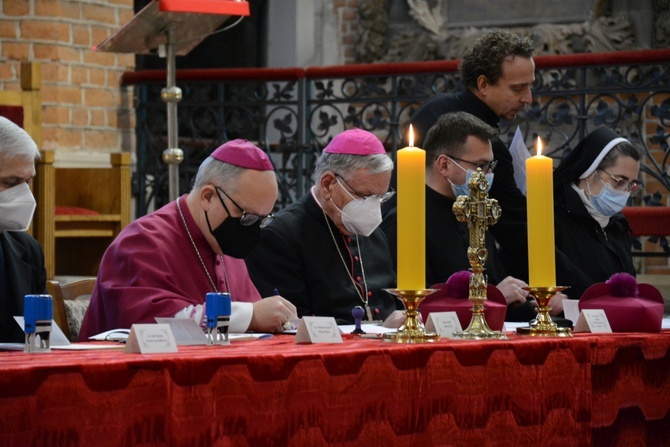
left=452, top=169, right=506, bottom=340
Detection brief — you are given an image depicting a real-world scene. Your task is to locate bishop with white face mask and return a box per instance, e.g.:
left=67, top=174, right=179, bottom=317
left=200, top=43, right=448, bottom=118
left=245, top=128, right=400, bottom=326
left=0, top=116, right=47, bottom=343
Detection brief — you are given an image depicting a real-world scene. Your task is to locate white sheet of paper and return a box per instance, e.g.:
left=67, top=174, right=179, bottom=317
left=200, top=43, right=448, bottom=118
left=155, top=317, right=208, bottom=345
left=14, top=316, right=70, bottom=346
left=424, top=312, right=462, bottom=337
left=662, top=316, right=670, bottom=330
left=503, top=321, right=528, bottom=331
left=338, top=324, right=396, bottom=335
left=508, top=126, right=531, bottom=195
left=574, top=309, right=612, bottom=333
left=295, top=316, right=342, bottom=343
left=124, top=324, right=178, bottom=354
left=563, top=299, right=580, bottom=325
left=52, top=343, right=125, bottom=351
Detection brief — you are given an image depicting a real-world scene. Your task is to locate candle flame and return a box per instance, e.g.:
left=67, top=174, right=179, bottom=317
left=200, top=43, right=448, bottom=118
left=408, top=124, right=414, bottom=147
left=536, top=137, right=543, bottom=156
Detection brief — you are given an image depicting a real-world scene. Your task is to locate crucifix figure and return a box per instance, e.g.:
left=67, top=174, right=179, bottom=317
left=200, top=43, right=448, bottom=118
left=452, top=168, right=506, bottom=339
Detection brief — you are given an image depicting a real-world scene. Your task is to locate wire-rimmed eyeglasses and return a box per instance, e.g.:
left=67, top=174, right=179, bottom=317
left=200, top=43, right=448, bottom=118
left=334, top=173, right=395, bottom=202
left=597, top=169, right=643, bottom=194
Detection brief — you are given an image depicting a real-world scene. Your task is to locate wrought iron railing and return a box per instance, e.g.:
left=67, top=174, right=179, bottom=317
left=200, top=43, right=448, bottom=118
left=123, top=50, right=670, bottom=217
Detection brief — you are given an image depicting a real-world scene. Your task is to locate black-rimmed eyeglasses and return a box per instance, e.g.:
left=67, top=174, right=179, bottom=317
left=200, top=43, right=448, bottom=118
left=597, top=169, right=643, bottom=194
left=215, top=186, right=274, bottom=227
left=447, top=156, right=498, bottom=173
left=334, top=173, right=396, bottom=202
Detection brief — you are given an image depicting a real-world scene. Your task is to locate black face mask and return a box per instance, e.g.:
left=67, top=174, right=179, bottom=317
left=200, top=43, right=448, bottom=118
left=206, top=212, right=261, bottom=259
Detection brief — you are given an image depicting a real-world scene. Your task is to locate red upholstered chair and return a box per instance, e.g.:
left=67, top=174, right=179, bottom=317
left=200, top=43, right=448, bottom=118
left=35, top=151, right=131, bottom=278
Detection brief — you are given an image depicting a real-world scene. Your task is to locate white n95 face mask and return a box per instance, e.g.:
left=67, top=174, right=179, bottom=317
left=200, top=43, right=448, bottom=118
left=0, top=182, right=37, bottom=231
left=330, top=178, right=383, bottom=237
left=338, top=196, right=383, bottom=237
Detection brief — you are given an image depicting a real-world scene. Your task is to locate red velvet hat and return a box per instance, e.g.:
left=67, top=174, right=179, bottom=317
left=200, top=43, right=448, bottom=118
left=579, top=273, right=664, bottom=333
left=210, top=139, right=274, bottom=171
left=323, top=129, right=386, bottom=155
left=420, top=271, right=508, bottom=331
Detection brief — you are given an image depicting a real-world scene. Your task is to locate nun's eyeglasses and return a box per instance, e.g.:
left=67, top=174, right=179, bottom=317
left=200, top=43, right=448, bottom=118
left=597, top=169, right=643, bottom=194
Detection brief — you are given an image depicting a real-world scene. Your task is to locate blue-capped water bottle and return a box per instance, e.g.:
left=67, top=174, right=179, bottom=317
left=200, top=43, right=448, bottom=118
left=24, top=294, right=53, bottom=353
left=205, top=292, right=231, bottom=345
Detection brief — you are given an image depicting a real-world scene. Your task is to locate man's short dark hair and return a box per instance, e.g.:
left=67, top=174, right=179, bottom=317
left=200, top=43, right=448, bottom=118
left=460, top=29, right=535, bottom=90
left=424, top=111, right=498, bottom=167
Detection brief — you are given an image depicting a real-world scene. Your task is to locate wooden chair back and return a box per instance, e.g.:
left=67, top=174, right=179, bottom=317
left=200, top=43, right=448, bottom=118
left=46, top=278, right=96, bottom=342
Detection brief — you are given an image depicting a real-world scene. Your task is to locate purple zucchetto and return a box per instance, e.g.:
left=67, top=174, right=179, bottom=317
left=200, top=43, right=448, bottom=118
left=323, top=129, right=386, bottom=155
left=210, top=139, right=274, bottom=171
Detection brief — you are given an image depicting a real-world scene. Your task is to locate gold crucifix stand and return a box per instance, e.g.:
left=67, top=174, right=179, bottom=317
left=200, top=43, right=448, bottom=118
left=451, top=169, right=507, bottom=340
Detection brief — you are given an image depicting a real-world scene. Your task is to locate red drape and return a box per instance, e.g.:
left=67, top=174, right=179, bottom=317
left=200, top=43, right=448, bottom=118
left=0, top=333, right=668, bottom=446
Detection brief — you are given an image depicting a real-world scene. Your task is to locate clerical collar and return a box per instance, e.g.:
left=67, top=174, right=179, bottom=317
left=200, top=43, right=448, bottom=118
left=309, top=186, right=323, bottom=210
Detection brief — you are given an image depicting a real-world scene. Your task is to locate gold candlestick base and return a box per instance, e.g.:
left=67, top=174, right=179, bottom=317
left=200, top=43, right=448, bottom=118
left=382, top=289, right=441, bottom=343
left=452, top=312, right=507, bottom=340
left=516, top=286, right=573, bottom=337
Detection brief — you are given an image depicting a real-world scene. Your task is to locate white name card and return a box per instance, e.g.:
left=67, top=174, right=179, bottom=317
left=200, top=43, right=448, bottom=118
left=574, top=309, right=612, bottom=333
left=424, top=312, right=462, bottom=338
left=295, top=316, right=342, bottom=344
left=124, top=324, right=178, bottom=354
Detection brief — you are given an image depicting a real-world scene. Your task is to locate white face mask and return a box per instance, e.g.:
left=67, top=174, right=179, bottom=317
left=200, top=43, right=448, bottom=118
left=330, top=178, right=383, bottom=237
left=587, top=176, right=630, bottom=217
left=0, top=182, right=37, bottom=231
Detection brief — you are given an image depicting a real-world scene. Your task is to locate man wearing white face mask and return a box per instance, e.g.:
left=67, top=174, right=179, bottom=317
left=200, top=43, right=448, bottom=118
left=553, top=127, right=642, bottom=297
left=382, top=112, right=539, bottom=322
left=0, top=116, right=47, bottom=342
left=245, top=129, right=400, bottom=324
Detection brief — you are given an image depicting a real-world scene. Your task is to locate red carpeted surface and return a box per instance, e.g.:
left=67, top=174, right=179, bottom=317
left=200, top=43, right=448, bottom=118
left=0, top=333, right=668, bottom=446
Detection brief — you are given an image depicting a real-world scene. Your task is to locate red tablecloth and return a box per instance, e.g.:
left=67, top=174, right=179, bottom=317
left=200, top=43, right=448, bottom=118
left=0, top=332, right=668, bottom=447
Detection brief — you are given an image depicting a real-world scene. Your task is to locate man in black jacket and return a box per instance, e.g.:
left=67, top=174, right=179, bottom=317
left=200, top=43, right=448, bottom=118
left=409, top=28, right=535, bottom=283
left=0, top=116, right=47, bottom=342
left=382, top=111, right=539, bottom=321
left=403, top=29, right=585, bottom=312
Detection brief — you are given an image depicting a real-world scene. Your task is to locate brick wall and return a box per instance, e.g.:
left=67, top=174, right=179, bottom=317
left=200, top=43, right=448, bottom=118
left=333, top=0, right=359, bottom=65
left=0, top=0, right=135, bottom=158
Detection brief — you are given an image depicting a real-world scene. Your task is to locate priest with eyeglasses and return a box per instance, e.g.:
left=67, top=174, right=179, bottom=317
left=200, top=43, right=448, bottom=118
left=245, top=129, right=402, bottom=325
left=80, top=140, right=297, bottom=340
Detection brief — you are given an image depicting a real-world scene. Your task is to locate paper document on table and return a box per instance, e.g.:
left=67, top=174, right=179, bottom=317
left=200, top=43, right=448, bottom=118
left=662, top=316, right=670, bottom=330
left=338, top=324, right=397, bottom=334
left=509, top=126, right=531, bottom=195
left=0, top=317, right=122, bottom=351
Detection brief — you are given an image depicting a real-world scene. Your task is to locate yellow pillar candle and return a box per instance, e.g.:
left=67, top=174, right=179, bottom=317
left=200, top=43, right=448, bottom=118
left=526, top=137, right=556, bottom=287
left=397, top=125, right=426, bottom=290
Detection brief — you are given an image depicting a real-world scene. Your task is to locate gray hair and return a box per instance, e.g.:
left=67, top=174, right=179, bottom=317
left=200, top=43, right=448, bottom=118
left=313, top=152, right=394, bottom=181
left=192, top=156, right=246, bottom=193
left=0, top=116, right=40, bottom=161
